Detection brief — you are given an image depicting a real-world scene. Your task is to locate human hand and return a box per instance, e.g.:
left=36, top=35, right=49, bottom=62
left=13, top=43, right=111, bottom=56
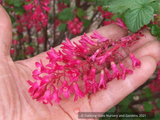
left=0, top=5, right=159, bottom=120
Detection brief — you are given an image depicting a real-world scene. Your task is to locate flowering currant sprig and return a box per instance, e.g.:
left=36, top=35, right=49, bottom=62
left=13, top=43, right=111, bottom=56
left=23, top=0, right=51, bottom=30
left=67, top=17, right=83, bottom=35
left=27, top=22, right=143, bottom=105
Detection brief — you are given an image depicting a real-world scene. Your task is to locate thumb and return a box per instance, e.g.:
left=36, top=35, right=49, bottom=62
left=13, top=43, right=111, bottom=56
left=0, top=5, right=12, bottom=56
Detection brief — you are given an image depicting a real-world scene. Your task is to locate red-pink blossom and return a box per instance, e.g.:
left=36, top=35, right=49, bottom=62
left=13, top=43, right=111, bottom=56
left=116, top=18, right=127, bottom=29
left=72, top=82, right=85, bottom=101
left=98, top=70, right=106, bottom=89
left=129, top=53, right=141, bottom=69
left=111, top=61, right=122, bottom=80
left=119, top=62, right=133, bottom=80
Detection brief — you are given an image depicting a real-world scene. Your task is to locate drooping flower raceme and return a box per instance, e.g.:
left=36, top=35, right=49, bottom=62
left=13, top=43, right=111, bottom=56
left=27, top=23, right=143, bottom=105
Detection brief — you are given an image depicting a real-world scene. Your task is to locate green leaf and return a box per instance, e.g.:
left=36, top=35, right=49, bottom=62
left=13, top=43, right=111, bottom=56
left=59, top=0, right=70, bottom=5
left=156, top=99, right=160, bottom=109
left=124, top=5, right=154, bottom=33
left=135, top=0, right=156, bottom=5
left=154, top=113, right=160, bottom=120
left=14, top=6, right=25, bottom=15
left=108, top=0, right=141, bottom=14
left=9, top=15, right=15, bottom=23
left=143, top=87, right=153, bottom=98
left=106, top=106, right=116, bottom=113
left=58, top=8, right=74, bottom=21
left=14, top=0, right=21, bottom=7
left=81, top=18, right=91, bottom=28
left=148, top=3, right=159, bottom=13
left=148, top=24, right=160, bottom=37
left=143, top=102, right=153, bottom=112
left=58, top=23, right=67, bottom=31
left=6, top=0, right=14, bottom=5
left=85, top=0, right=95, bottom=2
left=111, top=13, right=124, bottom=21
left=119, top=97, right=130, bottom=108
left=96, top=0, right=111, bottom=6
left=77, top=8, right=86, bottom=18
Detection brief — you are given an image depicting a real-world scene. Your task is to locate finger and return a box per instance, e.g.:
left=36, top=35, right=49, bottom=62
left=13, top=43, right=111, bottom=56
left=0, top=5, right=12, bottom=56
left=19, top=24, right=128, bottom=69
left=89, top=40, right=160, bottom=112
left=89, top=56, right=156, bottom=112
left=117, top=30, right=157, bottom=62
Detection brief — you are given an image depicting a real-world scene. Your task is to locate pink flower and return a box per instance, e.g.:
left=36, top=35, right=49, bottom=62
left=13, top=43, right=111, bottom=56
left=26, top=46, right=35, bottom=55
left=61, top=38, right=75, bottom=50
left=111, top=62, right=122, bottom=80
left=129, top=53, right=141, bottom=69
left=119, top=62, right=133, bottom=80
left=91, top=30, right=109, bottom=43
left=68, top=69, right=80, bottom=82
left=38, top=37, right=44, bottom=44
left=23, top=3, right=33, bottom=11
left=42, top=6, right=51, bottom=13
left=67, top=17, right=83, bottom=35
left=46, top=47, right=61, bottom=63
left=105, top=68, right=113, bottom=82
left=57, top=2, right=67, bottom=12
left=38, top=89, right=53, bottom=105
left=80, top=33, right=96, bottom=46
left=116, top=18, right=127, bottom=29
left=89, top=48, right=102, bottom=62
left=103, top=20, right=115, bottom=26
left=98, top=70, right=106, bottom=89
left=59, top=80, right=73, bottom=98
left=10, top=49, right=14, bottom=55
left=51, top=87, right=61, bottom=105
left=55, top=19, right=61, bottom=28
left=96, top=52, right=112, bottom=65
left=27, top=81, right=40, bottom=96
left=72, top=82, right=85, bottom=101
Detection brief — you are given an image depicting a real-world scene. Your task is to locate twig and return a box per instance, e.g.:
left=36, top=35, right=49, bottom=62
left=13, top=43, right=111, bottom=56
left=43, top=26, right=48, bottom=51
left=52, top=0, right=56, bottom=47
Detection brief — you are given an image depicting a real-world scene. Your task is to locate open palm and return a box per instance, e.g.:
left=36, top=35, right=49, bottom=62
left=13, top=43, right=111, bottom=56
left=0, top=5, right=159, bottom=120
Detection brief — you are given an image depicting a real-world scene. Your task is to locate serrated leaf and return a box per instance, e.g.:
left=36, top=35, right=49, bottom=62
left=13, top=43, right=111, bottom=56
left=108, top=0, right=141, bottom=14
left=148, top=24, right=160, bottom=36
left=148, top=3, right=159, bottom=13
left=58, top=8, right=74, bottom=21
left=156, top=99, right=160, bottom=109
left=58, top=23, right=67, bottom=31
left=111, top=13, right=124, bottom=21
left=136, top=0, right=156, bottom=5
left=59, top=0, right=70, bottom=5
left=82, top=18, right=91, bottom=28
left=96, top=0, right=111, bottom=6
left=124, top=5, right=154, bottom=33
left=143, top=102, right=153, bottom=112
left=14, top=0, right=21, bottom=7
left=77, top=8, right=86, bottom=18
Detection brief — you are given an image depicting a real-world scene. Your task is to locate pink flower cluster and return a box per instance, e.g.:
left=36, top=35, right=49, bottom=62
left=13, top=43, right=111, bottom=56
left=22, top=0, right=50, bottom=30
left=67, top=17, right=83, bottom=35
left=27, top=25, right=142, bottom=105
left=149, top=63, right=160, bottom=92
left=57, top=2, right=67, bottom=12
